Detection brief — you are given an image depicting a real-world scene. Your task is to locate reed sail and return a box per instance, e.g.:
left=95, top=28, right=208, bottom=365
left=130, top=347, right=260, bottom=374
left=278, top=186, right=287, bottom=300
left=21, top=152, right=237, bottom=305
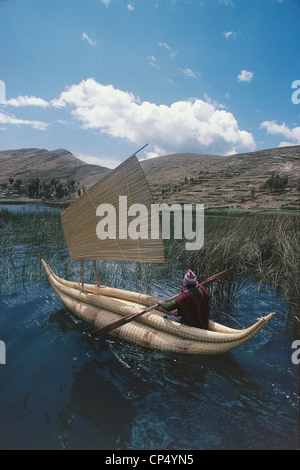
left=61, top=154, right=165, bottom=264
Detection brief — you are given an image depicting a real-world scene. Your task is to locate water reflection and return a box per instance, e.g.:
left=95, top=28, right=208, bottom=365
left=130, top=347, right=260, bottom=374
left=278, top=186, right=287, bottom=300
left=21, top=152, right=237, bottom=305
left=47, top=308, right=85, bottom=334
left=61, top=361, right=133, bottom=449
left=106, top=338, right=263, bottom=397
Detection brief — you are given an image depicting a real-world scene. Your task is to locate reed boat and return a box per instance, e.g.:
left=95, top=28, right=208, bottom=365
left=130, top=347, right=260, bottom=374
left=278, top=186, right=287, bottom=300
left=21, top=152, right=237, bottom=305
left=42, top=147, right=275, bottom=355
left=42, top=260, right=274, bottom=355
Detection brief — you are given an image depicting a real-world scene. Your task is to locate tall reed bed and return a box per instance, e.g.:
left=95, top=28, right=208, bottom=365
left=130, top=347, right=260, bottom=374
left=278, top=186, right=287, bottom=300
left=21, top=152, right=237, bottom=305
left=177, top=213, right=300, bottom=315
left=0, top=209, right=67, bottom=290
left=1, top=208, right=299, bottom=321
left=0, top=209, right=174, bottom=295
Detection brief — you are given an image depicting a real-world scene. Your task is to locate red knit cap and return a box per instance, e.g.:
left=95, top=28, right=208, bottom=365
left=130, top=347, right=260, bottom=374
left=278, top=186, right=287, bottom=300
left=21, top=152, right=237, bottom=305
left=183, top=270, right=197, bottom=286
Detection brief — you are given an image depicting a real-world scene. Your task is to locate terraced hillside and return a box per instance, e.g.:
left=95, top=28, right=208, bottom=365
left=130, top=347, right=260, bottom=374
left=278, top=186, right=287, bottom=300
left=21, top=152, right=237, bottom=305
left=141, top=145, right=300, bottom=212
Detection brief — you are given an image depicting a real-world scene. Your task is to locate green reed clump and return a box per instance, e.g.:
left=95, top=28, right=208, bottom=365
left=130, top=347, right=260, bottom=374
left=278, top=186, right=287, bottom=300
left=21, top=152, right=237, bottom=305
left=0, top=211, right=67, bottom=291
left=0, top=208, right=10, bottom=219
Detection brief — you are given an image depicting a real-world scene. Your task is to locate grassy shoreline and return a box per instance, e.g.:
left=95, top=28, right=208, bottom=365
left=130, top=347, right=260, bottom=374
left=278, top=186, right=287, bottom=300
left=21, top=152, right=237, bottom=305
left=0, top=198, right=70, bottom=208
left=204, top=208, right=299, bottom=217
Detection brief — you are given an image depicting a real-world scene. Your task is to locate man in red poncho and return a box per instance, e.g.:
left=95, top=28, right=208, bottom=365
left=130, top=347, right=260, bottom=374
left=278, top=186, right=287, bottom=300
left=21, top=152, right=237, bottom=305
left=159, top=270, right=210, bottom=329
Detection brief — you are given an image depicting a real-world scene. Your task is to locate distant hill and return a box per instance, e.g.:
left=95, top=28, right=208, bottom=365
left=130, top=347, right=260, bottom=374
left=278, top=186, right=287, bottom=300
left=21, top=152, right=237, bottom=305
left=0, top=148, right=109, bottom=187
left=0, top=148, right=109, bottom=200
left=0, top=145, right=299, bottom=211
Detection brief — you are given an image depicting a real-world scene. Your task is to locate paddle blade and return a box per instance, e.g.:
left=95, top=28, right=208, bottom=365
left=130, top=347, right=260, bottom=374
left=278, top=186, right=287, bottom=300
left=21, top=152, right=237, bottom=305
left=201, top=267, right=235, bottom=286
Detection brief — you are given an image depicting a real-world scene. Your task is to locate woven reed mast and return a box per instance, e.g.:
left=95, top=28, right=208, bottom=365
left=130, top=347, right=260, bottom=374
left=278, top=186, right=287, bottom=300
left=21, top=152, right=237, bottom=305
left=61, top=154, right=165, bottom=265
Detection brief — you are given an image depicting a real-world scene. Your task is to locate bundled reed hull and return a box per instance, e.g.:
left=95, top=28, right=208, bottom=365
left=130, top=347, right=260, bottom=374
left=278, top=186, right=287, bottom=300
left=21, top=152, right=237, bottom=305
left=42, top=260, right=275, bottom=355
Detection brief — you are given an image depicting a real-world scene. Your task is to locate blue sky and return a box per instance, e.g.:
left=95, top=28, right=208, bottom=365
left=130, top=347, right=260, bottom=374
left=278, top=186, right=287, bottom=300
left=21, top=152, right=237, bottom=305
left=0, top=0, right=299, bottom=167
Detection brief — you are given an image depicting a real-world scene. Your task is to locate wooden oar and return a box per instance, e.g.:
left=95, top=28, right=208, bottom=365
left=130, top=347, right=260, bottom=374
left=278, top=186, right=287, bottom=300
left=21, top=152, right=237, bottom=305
left=90, top=267, right=234, bottom=339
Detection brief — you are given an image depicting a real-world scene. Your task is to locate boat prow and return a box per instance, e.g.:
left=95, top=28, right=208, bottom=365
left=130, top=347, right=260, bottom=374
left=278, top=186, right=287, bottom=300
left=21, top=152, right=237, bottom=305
left=42, top=260, right=275, bottom=355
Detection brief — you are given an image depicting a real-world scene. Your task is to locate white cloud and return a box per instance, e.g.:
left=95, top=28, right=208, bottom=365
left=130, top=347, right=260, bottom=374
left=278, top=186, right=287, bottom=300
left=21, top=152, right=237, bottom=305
left=277, top=142, right=296, bottom=147
left=82, top=32, right=96, bottom=46
left=158, top=41, right=177, bottom=59
left=127, top=3, right=134, bottom=10
left=52, top=78, right=255, bottom=156
left=203, top=93, right=226, bottom=110
left=101, top=0, right=110, bottom=6
left=142, top=150, right=161, bottom=160
left=219, top=0, right=234, bottom=6
left=76, top=153, right=119, bottom=168
left=180, top=68, right=198, bottom=79
left=159, top=42, right=171, bottom=51
left=56, top=119, right=70, bottom=125
left=4, top=95, right=49, bottom=107
left=0, top=111, right=48, bottom=130
left=223, top=31, right=237, bottom=40
left=260, top=120, right=300, bottom=146
left=237, top=70, right=254, bottom=82
left=147, top=55, right=160, bottom=69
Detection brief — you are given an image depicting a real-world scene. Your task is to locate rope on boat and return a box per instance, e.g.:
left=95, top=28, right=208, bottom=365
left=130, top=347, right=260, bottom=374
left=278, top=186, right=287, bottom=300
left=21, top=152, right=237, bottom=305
left=54, top=257, right=71, bottom=270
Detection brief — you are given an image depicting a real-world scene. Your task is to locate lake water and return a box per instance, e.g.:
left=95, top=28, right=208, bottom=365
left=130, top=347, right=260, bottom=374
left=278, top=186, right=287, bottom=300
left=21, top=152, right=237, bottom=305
left=0, top=204, right=299, bottom=450
left=0, top=202, right=63, bottom=214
